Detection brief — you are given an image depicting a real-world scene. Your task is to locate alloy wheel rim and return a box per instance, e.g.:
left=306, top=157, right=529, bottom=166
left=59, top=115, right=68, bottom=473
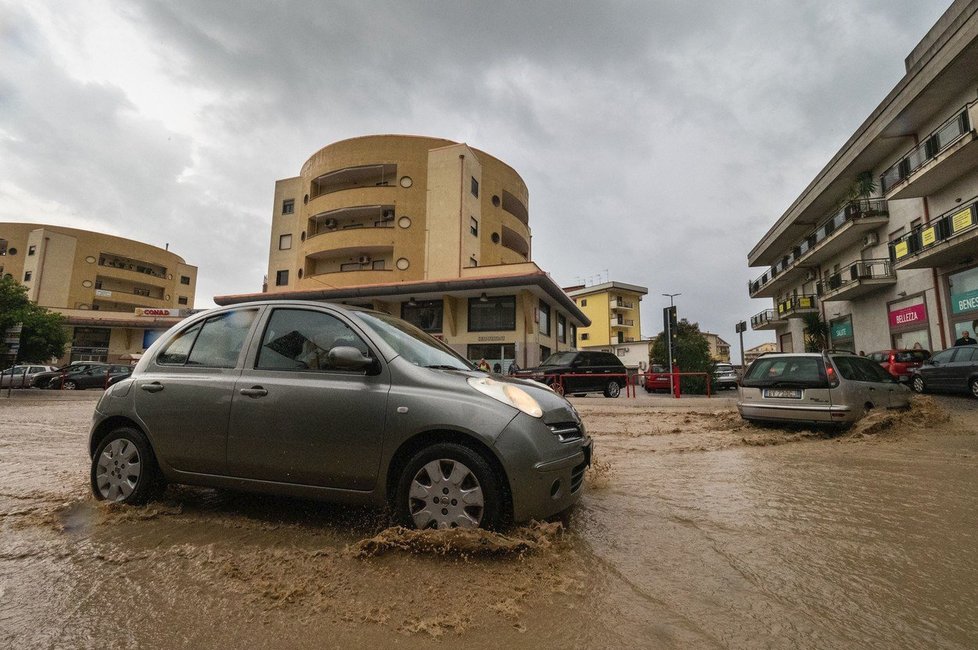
left=409, top=459, right=484, bottom=529
left=913, top=377, right=924, bottom=393
left=971, top=380, right=978, bottom=398
left=95, top=439, right=141, bottom=501
left=63, top=381, right=76, bottom=390
left=609, top=382, right=620, bottom=397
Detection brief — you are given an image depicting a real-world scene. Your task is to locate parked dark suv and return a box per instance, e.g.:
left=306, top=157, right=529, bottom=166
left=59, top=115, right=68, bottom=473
left=910, top=345, right=978, bottom=398
left=516, top=351, right=627, bottom=397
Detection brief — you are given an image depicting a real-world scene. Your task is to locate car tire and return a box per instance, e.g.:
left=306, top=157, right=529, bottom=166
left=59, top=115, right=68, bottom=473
left=395, top=442, right=504, bottom=530
left=970, top=378, right=978, bottom=399
left=62, top=380, right=77, bottom=390
left=603, top=380, right=621, bottom=398
left=91, top=427, right=163, bottom=505
left=912, top=376, right=926, bottom=394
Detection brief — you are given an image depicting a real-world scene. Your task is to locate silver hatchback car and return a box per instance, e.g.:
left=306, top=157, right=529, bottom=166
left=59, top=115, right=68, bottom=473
left=737, top=351, right=911, bottom=425
left=89, top=301, right=592, bottom=530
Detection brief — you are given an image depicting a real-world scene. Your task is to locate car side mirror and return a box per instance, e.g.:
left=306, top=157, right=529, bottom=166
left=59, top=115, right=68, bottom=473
left=328, top=346, right=377, bottom=371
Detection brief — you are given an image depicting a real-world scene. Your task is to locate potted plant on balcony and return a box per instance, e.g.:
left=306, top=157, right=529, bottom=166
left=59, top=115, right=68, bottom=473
left=844, top=171, right=879, bottom=217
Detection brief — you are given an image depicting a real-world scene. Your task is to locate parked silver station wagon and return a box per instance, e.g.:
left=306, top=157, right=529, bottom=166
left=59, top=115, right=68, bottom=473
left=89, top=301, right=592, bottom=529
left=737, top=351, right=912, bottom=425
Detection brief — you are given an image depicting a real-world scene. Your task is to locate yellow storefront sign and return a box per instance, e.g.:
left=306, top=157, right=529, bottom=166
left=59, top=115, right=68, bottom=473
left=894, top=241, right=909, bottom=259
left=921, top=226, right=936, bottom=247
left=951, top=208, right=975, bottom=234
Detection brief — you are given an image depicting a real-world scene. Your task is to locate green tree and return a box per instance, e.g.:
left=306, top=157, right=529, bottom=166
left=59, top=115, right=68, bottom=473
left=650, top=319, right=715, bottom=394
left=0, top=275, right=69, bottom=365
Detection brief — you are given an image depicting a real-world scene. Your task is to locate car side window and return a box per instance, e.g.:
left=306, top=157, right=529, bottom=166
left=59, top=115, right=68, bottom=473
left=849, top=357, right=895, bottom=382
left=158, top=309, right=258, bottom=368
left=256, top=309, right=371, bottom=372
left=931, top=349, right=956, bottom=364
left=953, top=347, right=977, bottom=362
left=831, top=357, right=859, bottom=380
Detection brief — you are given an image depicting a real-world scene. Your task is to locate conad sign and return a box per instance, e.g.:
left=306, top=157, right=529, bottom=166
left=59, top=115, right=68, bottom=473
left=135, top=308, right=180, bottom=317
left=888, top=303, right=927, bottom=328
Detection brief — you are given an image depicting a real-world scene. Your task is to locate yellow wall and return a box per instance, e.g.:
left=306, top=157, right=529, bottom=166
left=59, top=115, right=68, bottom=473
left=573, top=287, right=643, bottom=346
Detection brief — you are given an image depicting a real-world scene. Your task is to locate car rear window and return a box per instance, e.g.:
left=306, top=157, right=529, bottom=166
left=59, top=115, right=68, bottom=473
left=894, top=350, right=929, bottom=363
left=742, top=356, right=826, bottom=387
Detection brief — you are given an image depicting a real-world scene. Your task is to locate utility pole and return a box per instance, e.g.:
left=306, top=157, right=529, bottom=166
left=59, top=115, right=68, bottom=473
left=663, top=293, right=681, bottom=398
left=735, top=320, right=747, bottom=371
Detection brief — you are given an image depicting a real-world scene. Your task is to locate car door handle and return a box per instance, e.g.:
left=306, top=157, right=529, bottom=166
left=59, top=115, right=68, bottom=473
left=140, top=382, right=164, bottom=393
left=239, top=387, right=268, bottom=398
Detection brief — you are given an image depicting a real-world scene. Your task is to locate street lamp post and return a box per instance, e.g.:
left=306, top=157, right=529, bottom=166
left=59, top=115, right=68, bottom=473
left=663, top=293, right=681, bottom=397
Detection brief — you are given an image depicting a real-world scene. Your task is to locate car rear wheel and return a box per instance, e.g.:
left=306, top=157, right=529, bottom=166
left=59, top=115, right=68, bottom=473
left=970, top=378, right=978, bottom=399
left=395, top=442, right=503, bottom=530
left=603, top=380, right=621, bottom=398
left=912, top=376, right=926, bottom=394
left=91, top=427, right=162, bottom=505
left=62, top=380, right=77, bottom=390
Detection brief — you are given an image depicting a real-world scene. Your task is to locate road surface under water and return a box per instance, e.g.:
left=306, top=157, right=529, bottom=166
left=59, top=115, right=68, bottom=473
left=1, top=393, right=976, bottom=648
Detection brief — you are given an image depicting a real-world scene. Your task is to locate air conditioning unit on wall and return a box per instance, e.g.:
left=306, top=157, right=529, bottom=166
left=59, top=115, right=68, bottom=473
left=862, top=232, right=878, bottom=247
left=805, top=270, right=816, bottom=281
left=324, top=218, right=338, bottom=229
left=358, top=255, right=372, bottom=264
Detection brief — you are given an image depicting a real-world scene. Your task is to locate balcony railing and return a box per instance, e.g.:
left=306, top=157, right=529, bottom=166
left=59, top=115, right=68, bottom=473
left=816, top=258, right=895, bottom=301
left=889, top=199, right=978, bottom=267
left=611, top=299, right=635, bottom=310
left=880, top=107, right=971, bottom=194
left=750, top=309, right=786, bottom=330
left=610, top=318, right=635, bottom=328
left=749, top=199, right=888, bottom=296
left=776, top=294, right=818, bottom=318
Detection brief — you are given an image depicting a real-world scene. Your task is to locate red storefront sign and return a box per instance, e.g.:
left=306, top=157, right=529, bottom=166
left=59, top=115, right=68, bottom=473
left=888, top=303, right=927, bottom=328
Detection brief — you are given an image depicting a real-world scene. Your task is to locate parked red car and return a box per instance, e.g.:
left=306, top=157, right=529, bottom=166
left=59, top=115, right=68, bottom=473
left=644, top=364, right=672, bottom=393
left=867, top=349, right=931, bottom=382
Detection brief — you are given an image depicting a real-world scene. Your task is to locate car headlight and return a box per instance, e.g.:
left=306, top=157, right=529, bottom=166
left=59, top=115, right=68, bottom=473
left=467, top=377, right=544, bottom=418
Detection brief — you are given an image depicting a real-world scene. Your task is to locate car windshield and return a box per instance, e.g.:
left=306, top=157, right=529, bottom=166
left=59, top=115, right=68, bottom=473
left=540, top=352, right=577, bottom=367
left=354, top=311, right=473, bottom=371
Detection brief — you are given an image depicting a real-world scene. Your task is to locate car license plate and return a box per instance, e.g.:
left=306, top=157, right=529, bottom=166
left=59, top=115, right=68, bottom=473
left=763, top=388, right=802, bottom=399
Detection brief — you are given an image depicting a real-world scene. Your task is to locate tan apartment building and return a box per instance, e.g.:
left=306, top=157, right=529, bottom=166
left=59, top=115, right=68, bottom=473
left=0, top=223, right=197, bottom=363
left=703, top=332, right=732, bottom=363
left=564, top=281, right=647, bottom=348
left=266, top=134, right=531, bottom=292
left=220, top=135, right=586, bottom=371
left=748, top=0, right=978, bottom=354
left=744, top=342, right=778, bottom=366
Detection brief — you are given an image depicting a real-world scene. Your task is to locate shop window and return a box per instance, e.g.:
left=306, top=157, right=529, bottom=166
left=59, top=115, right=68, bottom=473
left=539, top=301, right=551, bottom=336
left=401, top=300, right=444, bottom=333
left=468, top=296, right=516, bottom=332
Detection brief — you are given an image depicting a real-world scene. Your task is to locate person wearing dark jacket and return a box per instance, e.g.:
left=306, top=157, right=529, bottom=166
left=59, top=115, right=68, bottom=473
left=953, top=331, right=975, bottom=346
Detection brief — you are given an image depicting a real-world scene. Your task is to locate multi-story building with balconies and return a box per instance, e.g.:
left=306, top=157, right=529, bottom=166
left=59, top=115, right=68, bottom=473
left=747, top=0, right=978, bottom=354
left=227, top=135, right=586, bottom=372
left=564, top=281, right=647, bottom=347
left=267, top=135, right=531, bottom=291
left=0, top=223, right=197, bottom=363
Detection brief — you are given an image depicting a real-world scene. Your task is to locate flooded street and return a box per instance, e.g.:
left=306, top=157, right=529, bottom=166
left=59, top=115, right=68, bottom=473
left=2, top=393, right=977, bottom=648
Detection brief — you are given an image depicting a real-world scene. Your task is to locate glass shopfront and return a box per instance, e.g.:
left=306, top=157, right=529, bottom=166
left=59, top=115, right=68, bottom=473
left=467, top=343, right=516, bottom=374
left=887, top=295, right=931, bottom=351
left=948, top=265, right=978, bottom=342
left=829, top=316, right=854, bottom=352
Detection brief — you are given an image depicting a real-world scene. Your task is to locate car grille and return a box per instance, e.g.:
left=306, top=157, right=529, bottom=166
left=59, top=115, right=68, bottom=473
left=548, top=422, right=583, bottom=442
left=570, top=460, right=587, bottom=493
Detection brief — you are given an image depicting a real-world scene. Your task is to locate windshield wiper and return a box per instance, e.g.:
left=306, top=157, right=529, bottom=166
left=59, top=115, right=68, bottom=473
left=424, top=364, right=470, bottom=371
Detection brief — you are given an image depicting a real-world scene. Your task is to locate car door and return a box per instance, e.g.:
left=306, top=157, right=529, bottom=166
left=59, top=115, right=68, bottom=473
left=946, top=347, right=977, bottom=392
left=922, top=349, right=956, bottom=389
left=226, top=306, right=390, bottom=491
left=845, top=356, right=903, bottom=408
left=133, top=308, right=260, bottom=475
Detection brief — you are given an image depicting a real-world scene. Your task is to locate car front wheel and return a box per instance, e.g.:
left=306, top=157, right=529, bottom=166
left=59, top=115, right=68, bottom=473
left=62, top=380, right=77, bottom=390
left=91, top=427, right=162, bottom=505
left=912, top=376, right=926, bottom=394
left=395, top=442, right=503, bottom=530
left=604, top=380, right=621, bottom=398
left=970, top=378, right=978, bottom=399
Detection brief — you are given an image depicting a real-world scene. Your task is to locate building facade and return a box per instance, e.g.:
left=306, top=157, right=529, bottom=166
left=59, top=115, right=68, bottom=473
left=267, top=135, right=531, bottom=293
left=747, top=0, right=978, bottom=355
left=565, top=281, right=647, bottom=347
left=219, top=262, right=586, bottom=371
left=743, top=341, right=778, bottom=366
left=0, top=223, right=197, bottom=363
left=703, top=332, right=732, bottom=363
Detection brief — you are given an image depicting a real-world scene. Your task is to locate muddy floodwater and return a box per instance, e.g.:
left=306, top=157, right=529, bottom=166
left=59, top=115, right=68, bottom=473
left=2, top=392, right=977, bottom=648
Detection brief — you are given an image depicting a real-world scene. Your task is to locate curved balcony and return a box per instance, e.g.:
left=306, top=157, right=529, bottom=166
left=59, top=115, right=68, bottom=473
left=300, top=268, right=395, bottom=289
left=302, top=227, right=397, bottom=259
left=309, top=163, right=397, bottom=199
left=501, top=225, right=529, bottom=258
left=501, top=190, right=528, bottom=225
left=96, top=261, right=170, bottom=288
left=305, top=186, right=402, bottom=219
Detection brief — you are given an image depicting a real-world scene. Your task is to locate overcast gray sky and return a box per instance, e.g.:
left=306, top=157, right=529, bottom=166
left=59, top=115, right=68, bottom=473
left=0, top=0, right=952, bottom=357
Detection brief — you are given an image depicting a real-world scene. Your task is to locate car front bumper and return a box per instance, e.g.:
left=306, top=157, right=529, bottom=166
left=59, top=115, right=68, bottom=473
left=493, top=413, right=592, bottom=523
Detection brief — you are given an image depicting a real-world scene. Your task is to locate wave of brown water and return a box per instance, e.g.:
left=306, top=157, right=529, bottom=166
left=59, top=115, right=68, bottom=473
left=2, top=394, right=977, bottom=647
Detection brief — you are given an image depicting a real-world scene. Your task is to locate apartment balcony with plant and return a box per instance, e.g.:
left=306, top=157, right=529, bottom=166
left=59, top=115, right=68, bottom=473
left=748, top=198, right=889, bottom=298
